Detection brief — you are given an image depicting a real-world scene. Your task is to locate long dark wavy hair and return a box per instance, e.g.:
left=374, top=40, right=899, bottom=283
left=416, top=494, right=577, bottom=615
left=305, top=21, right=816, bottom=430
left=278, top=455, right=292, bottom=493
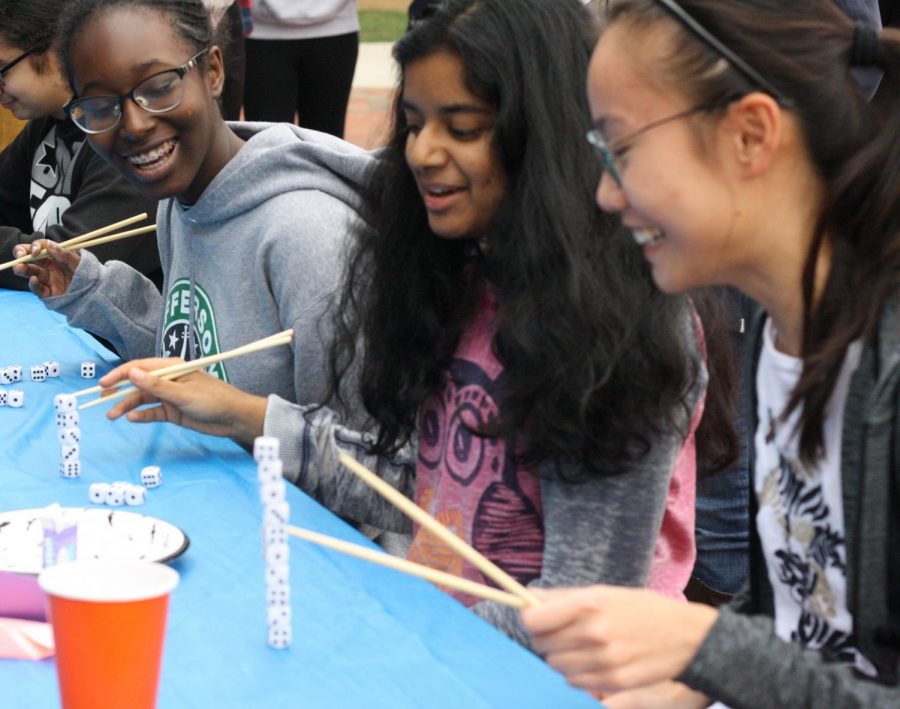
left=608, top=0, right=900, bottom=464
left=0, top=0, right=68, bottom=74
left=329, top=0, right=737, bottom=478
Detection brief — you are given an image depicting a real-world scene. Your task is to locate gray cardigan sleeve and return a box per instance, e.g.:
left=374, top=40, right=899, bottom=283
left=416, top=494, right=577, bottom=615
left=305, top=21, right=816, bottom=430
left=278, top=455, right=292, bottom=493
left=678, top=606, right=900, bottom=708
left=42, top=249, right=162, bottom=360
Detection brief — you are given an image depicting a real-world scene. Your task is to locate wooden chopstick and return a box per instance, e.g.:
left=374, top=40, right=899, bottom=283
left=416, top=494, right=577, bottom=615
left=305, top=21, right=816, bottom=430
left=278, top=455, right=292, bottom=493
left=288, top=525, right=527, bottom=609
left=337, top=453, right=541, bottom=607
left=57, top=224, right=157, bottom=255
left=0, top=213, right=149, bottom=272
left=77, top=330, right=294, bottom=410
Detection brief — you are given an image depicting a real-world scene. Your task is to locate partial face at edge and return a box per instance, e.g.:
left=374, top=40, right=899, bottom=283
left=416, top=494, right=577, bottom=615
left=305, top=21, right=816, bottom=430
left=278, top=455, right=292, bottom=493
left=402, top=51, right=507, bottom=241
left=586, top=22, right=745, bottom=294
left=0, top=38, right=70, bottom=120
left=67, top=7, right=226, bottom=205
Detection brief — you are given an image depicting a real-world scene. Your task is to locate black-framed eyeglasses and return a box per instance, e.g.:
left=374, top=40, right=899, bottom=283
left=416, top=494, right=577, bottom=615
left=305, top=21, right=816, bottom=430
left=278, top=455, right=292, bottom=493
left=586, top=103, right=712, bottom=186
left=0, top=44, right=41, bottom=87
left=654, top=0, right=793, bottom=108
left=65, top=48, right=208, bottom=135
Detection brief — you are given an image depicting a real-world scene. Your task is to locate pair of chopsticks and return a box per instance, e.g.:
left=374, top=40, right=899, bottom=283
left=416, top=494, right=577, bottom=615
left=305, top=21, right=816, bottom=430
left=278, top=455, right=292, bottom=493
left=290, top=453, right=541, bottom=610
left=73, top=329, right=294, bottom=411
left=0, top=213, right=156, bottom=272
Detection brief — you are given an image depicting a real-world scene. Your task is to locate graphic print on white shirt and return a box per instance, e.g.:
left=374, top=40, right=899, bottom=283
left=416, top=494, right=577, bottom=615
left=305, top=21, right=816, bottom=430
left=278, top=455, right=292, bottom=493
left=754, top=321, right=874, bottom=676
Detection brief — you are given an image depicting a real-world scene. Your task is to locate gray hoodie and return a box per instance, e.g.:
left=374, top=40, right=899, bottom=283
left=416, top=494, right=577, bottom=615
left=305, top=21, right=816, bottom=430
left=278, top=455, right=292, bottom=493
left=45, top=122, right=375, bottom=410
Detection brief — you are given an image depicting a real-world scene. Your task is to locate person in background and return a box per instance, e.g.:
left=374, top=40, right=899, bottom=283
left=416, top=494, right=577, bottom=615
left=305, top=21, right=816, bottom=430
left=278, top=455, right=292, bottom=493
left=522, top=1, right=899, bottom=705
left=204, top=0, right=246, bottom=120
left=243, top=1, right=358, bottom=138
left=0, top=0, right=161, bottom=290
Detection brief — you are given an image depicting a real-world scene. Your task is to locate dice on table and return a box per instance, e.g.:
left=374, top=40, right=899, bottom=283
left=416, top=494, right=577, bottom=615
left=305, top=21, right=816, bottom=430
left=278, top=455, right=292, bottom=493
left=266, top=604, right=292, bottom=626
left=265, top=563, right=289, bottom=587
left=61, top=444, right=80, bottom=462
left=105, top=486, right=125, bottom=506
left=262, top=501, right=290, bottom=527
left=0, top=388, right=6, bottom=406
left=8, top=389, right=23, bottom=408
left=0, top=368, right=10, bottom=384
left=257, top=459, right=283, bottom=483
left=89, top=482, right=112, bottom=504
left=43, top=361, right=60, bottom=377
left=260, top=479, right=286, bottom=505
left=7, top=365, right=22, bottom=382
left=29, top=365, right=46, bottom=382
left=140, top=465, right=162, bottom=488
left=264, top=542, right=289, bottom=567
left=59, top=460, right=81, bottom=478
left=267, top=622, right=292, bottom=649
left=266, top=584, right=290, bottom=606
left=124, top=485, right=147, bottom=506
left=56, top=411, right=79, bottom=429
left=262, top=522, right=287, bottom=546
left=80, top=361, right=96, bottom=379
left=253, top=436, right=280, bottom=463
left=58, top=427, right=81, bottom=446
left=54, top=394, right=77, bottom=413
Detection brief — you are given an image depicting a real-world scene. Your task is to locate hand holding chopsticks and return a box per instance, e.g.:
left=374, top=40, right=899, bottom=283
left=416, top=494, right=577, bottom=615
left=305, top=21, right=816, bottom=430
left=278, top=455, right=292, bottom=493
left=0, top=212, right=153, bottom=272
left=74, top=329, right=294, bottom=411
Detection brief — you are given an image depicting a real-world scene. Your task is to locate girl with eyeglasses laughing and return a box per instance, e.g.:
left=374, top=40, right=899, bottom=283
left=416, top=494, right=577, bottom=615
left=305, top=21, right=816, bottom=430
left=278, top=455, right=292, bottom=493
left=14, top=0, right=375, bottom=445
left=522, top=1, right=900, bottom=706
left=0, top=0, right=161, bottom=291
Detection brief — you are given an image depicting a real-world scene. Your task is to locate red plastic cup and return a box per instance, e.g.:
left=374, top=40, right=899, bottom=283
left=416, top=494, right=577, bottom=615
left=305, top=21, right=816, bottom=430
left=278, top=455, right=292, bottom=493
left=38, top=561, right=179, bottom=709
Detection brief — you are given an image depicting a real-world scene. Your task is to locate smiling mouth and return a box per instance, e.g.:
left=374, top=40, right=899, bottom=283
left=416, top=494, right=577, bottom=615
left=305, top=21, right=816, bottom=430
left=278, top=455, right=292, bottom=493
left=126, top=139, right=177, bottom=171
left=632, top=228, right=665, bottom=246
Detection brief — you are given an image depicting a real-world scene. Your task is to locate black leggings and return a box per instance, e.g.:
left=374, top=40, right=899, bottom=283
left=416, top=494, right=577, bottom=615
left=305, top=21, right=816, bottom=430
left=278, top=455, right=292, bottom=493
left=243, top=32, right=359, bottom=138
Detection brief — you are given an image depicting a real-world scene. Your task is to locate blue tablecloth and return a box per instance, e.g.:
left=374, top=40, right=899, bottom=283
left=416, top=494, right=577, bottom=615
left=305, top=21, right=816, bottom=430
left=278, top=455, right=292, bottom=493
left=0, top=290, right=596, bottom=708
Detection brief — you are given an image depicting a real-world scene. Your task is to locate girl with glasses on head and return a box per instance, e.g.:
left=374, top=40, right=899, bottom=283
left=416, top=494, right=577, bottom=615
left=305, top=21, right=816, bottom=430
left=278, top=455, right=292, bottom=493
left=14, top=0, right=374, bottom=442
left=522, top=1, right=900, bottom=706
left=0, top=0, right=161, bottom=291
left=111, top=0, right=736, bottom=646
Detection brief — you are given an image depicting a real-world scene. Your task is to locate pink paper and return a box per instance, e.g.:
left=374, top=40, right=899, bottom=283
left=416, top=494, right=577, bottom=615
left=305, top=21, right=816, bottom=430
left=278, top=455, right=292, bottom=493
left=0, top=570, right=46, bottom=621
left=0, top=617, right=54, bottom=660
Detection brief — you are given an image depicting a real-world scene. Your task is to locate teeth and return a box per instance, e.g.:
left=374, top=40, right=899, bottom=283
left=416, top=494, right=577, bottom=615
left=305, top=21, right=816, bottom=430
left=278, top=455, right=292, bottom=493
left=127, top=140, right=176, bottom=166
left=428, top=187, right=454, bottom=196
left=632, top=228, right=665, bottom=246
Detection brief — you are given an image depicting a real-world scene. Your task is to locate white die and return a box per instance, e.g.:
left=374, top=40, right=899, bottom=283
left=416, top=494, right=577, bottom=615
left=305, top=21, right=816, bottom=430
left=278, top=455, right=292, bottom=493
left=8, top=365, right=22, bottom=382
left=59, top=461, right=81, bottom=478
left=266, top=604, right=292, bottom=625
left=140, top=465, right=162, bottom=488
left=266, top=585, right=290, bottom=605
left=264, top=542, right=289, bottom=566
left=124, top=486, right=147, bottom=506
left=58, top=427, right=81, bottom=446
left=257, top=459, right=283, bottom=483
left=0, top=388, right=6, bottom=406
left=43, top=361, right=60, bottom=377
left=80, top=361, right=97, bottom=379
left=259, top=479, right=286, bottom=505
left=8, top=389, right=23, bottom=408
left=54, top=394, right=77, bottom=413
left=262, top=501, right=290, bottom=526
left=265, top=563, right=289, bottom=587
left=29, top=365, right=46, bottom=382
left=60, top=444, right=80, bottom=462
left=267, top=623, right=292, bottom=649
left=105, top=487, right=125, bottom=506
left=253, top=436, right=280, bottom=463
left=56, top=411, right=79, bottom=428
left=0, top=369, right=10, bottom=384
left=89, top=482, right=112, bottom=504
left=262, top=522, right=287, bottom=546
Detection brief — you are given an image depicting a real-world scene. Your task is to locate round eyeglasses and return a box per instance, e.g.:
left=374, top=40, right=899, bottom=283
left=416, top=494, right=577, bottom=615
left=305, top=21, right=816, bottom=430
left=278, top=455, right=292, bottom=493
left=0, top=44, right=41, bottom=87
left=65, top=49, right=208, bottom=135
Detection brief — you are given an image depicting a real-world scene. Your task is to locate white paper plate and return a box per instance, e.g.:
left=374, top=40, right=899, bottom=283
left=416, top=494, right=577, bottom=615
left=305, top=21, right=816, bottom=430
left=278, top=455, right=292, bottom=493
left=0, top=506, right=189, bottom=575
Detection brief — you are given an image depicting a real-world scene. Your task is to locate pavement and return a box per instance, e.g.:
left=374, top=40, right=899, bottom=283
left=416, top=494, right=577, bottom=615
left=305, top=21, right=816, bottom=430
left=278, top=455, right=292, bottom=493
left=345, top=42, right=396, bottom=150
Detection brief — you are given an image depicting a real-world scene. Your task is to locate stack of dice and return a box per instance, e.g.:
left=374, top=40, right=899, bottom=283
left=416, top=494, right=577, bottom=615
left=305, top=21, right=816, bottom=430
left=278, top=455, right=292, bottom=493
left=0, top=365, right=24, bottom=407
left=255, top=436, right=291, bottom=649
left=54, top=394, right=81, bottom=478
